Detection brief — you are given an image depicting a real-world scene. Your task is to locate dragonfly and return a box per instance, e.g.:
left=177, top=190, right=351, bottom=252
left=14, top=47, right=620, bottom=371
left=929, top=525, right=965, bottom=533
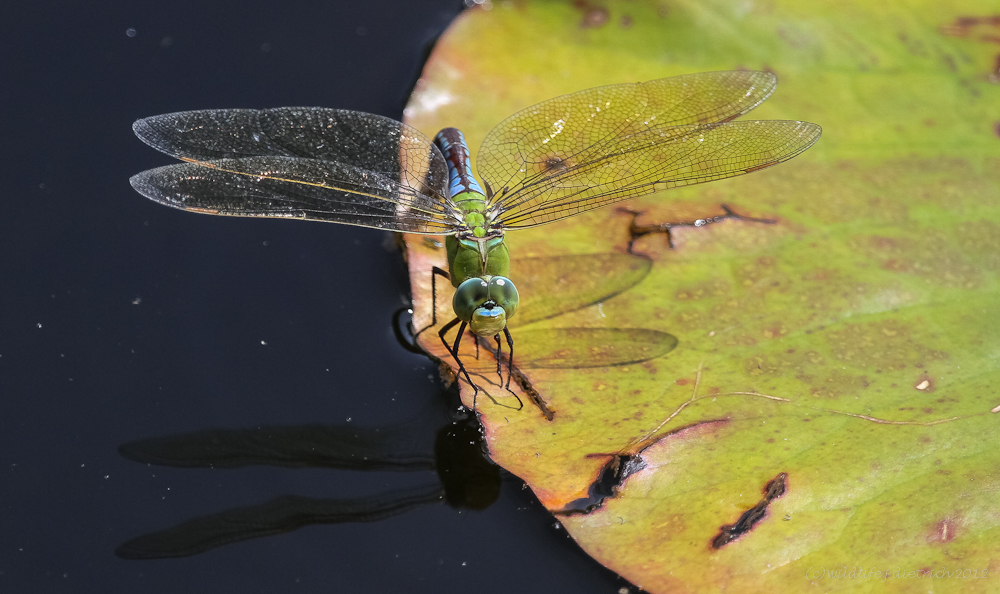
left=130, top=70, right=821, bottom=407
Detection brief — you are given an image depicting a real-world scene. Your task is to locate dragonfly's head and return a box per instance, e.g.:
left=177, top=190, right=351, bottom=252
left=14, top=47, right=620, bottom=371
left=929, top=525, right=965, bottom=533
left=453, top=275, right=519, bottom=337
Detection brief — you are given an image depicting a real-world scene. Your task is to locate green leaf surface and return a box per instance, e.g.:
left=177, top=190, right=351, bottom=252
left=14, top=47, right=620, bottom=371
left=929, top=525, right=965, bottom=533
left=403, top=1, right=1000, bottom=591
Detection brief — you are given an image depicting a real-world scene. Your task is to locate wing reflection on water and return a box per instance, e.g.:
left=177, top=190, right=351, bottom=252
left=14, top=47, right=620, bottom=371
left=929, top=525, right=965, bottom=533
left=116, top=402, right=498, bottom=559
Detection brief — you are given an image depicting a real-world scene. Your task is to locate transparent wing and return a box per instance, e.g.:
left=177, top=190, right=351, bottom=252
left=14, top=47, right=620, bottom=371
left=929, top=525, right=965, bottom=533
left=130, top=156, right=459, bottom=233
left=475, top=71, right=820, bottom=229
left=491, top=120, right=820, bottom=229
left=131, top=108, right=458, bottom=234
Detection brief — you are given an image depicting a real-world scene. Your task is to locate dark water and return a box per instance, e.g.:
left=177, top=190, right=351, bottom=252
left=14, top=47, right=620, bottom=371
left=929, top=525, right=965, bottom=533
left=1, top=1, right=632, bottom=592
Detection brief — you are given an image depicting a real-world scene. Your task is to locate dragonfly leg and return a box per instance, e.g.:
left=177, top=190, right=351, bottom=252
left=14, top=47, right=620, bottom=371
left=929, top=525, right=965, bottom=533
left=499, top=327, right=522, bottom=410
left=414, top=266, right=451, bottom=340
left=493, top=334, right=503, bottom=385
left=438, top=317, right=480, bottom=409
left=502, top=327, right=522, bottom=409
left=502, top=327, right=515, bottom=388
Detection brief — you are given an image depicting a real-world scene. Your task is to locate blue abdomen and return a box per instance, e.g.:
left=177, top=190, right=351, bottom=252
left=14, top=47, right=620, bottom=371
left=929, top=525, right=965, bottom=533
left=434, top=128, right=486, bottom=201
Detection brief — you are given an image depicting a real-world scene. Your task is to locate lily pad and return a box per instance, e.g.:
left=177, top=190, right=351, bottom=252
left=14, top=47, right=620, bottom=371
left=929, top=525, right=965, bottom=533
left=403, top=0, right=1000, bottom=592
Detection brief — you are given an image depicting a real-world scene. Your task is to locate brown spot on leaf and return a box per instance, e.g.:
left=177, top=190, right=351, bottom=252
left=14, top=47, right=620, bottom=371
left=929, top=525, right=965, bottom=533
left=573, top=0, right=609, bottom=28
left=927, top=518, right=959, bottom=543
left=555, top=452, right=646, bottom=515
left=555, top=421, right=728, bottom=515
left=761, top=325, right=786, bottom=339
left=881, top=258, right=910, bottom=272
left=870, top=235, right=898, bottom=249
left=802, top=268, right=832, bottom=281
left=711, top=473, right=788, bottom=549
left=938, top=15, right=1000, bottom=80
left=674, top=279, right=730, bottom=301
left=940, top=15, right=1000, bottom=37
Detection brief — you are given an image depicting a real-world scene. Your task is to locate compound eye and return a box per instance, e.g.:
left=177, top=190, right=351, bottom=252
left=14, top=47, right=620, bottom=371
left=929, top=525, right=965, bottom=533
left=487, top=276, right=519, bottom=320
left=453, top=277, right=489, bottom=322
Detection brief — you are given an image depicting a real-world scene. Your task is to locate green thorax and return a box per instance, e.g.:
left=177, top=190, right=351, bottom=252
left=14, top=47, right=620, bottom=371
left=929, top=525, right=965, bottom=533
left=453, top=189, right=490, bottom=238
left=446, top=230, right=510, bottom=288
left=433, top=126, right=510, bottom=287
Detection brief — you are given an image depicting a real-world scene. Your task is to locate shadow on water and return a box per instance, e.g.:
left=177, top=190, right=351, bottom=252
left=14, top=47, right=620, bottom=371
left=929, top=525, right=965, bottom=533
left=116, top=381, right=499, bottom=560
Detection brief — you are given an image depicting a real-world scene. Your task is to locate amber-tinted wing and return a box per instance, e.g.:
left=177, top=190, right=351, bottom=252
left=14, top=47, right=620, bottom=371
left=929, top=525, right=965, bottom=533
left=130, top=108, right=459, bottom=234
left=475, top=71, right=821, bottom=229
